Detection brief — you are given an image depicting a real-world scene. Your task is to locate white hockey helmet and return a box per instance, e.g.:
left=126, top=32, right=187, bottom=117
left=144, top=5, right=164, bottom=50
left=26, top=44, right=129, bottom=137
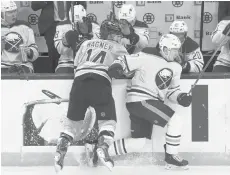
left=69, top=4, right=86, bottom=23
left=118, top=4, right=136, bottom=25
left=169, top=20, right=188, bottom=33
left=1, top=1, right=17, bottom=26
left=169, top=20, right=188, bottom=43
left=159, top=34, right=182, bottom=63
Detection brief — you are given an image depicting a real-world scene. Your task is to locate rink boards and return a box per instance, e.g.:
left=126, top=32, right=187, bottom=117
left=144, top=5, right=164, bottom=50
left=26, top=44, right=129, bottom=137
left=1, top=73, right=230, bottom=166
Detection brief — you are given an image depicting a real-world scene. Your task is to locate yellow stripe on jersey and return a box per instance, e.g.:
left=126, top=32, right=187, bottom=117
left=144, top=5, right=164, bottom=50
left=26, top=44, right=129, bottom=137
left=141, top=101, right=171, bottom=122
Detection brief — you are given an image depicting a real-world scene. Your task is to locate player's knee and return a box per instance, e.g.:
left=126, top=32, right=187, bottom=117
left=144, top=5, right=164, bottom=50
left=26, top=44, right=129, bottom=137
left=62, top=117, right=82, bottom=139
left=98, top=120, right=116, bottom=134
left=167, top=113, right=183, bottom=127
left=98, top=130, right=115, bottom=147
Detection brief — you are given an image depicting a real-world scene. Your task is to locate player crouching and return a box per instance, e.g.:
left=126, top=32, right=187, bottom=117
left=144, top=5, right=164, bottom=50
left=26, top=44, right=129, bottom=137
left=106, top=34, right=192, bottom=170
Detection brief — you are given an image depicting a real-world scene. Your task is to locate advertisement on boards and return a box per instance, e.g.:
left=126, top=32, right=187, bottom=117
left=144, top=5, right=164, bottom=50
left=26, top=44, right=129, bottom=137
left=1, top=78, right=230, bottom=153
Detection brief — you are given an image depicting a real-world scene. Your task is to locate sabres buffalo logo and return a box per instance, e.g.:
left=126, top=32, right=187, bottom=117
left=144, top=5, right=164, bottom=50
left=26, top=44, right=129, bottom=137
left=4, top=32, right=23, bottom=53
left=155, top=68, right=173, bottom=90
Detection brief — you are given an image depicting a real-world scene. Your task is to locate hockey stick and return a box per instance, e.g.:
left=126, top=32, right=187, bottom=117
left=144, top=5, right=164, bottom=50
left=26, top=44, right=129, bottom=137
left=188, top=28, right=230, bottom=95
left=42, top=90, right=61, bottom=99
left=71, top=2, right=77, bottom=59
left=24, top=98, right=69, bottom=106
left=110, top=1, right=116, bottom=21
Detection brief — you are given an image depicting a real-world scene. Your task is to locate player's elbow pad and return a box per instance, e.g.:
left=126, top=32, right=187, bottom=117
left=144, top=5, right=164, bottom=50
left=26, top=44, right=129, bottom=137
left=108, top=63, right=124, bottom=79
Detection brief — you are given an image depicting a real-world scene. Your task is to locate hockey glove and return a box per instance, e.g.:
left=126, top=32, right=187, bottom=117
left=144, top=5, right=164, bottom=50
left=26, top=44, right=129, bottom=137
left=177, top=93, right=192, bottom=107
left=119, top=19, right=139, bottom=45
left=108, top=63, right=124, bottom=79
left=62, top=30, right=79, bottom=48
left=77, top=17, right=93, bottom=39
left=182, top=62, right=191, bottom=73
left=24, top=47, right=34, bottom=60
left=222, top=22, right=230, bottom=36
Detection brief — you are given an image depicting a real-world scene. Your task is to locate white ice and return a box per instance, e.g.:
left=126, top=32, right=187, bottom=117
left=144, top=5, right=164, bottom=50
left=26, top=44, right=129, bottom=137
left=2, top=166, right=230, bottom=175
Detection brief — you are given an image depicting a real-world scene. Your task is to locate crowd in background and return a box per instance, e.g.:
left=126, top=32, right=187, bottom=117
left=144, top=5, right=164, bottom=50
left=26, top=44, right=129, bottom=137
left=1, top=1, right=230, bottom=74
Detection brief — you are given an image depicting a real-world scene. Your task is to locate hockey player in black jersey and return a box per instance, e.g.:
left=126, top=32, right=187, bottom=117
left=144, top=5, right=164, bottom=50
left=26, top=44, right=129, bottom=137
left=153, top=21, right=204, bottom=73
left=117, top=4, right=149, bottom=54
left=169, top=21, right=204, bottom=73
left=54, top=4, right=100, bottom=73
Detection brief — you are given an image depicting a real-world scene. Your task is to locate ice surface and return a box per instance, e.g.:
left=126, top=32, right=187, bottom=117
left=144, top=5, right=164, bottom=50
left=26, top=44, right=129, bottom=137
left=2, top=166, right=230, bottom=175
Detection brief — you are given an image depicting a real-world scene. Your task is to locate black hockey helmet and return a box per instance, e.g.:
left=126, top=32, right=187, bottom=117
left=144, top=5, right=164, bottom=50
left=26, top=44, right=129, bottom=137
left=100, top=19, right=122, bottom=40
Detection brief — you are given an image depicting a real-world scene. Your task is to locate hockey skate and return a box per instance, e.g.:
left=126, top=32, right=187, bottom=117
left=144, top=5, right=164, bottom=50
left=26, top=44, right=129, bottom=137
left=96, top=143, right=114, bottom=171
left=164, top=144, right=189, bottom=170
left=54, top=151, right=65, bottom=173
left=54, top=135, right=72, bottom=173
left=85, top=142, right=99, bottom=167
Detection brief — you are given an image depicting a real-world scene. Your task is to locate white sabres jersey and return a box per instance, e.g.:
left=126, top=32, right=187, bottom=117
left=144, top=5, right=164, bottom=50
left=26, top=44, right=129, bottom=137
left=1, top=21, right=39, bottom=71
left=211, top=20, right=230, bottom=67
left=118, top=52, right=182, bottom=103
left=74, top=39, right=128, bottom=82
left=54, top=21, right=100, bottom=70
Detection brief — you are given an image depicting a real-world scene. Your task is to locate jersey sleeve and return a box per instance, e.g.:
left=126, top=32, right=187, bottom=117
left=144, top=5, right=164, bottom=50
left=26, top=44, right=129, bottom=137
left=74, top=41, right=86, bottom=69
left=184, top=47, right=204, bottom=73
left=112, top=43, right=129, bottom=57
left=115, top=54, right=142, bottom=73
left=166, top=63, right=182, bottom=103
left=211, top=20, right=230, bottom=45
left=26, top=26, right=39, bottom=62
left=54, top=24, right=72, bottom=55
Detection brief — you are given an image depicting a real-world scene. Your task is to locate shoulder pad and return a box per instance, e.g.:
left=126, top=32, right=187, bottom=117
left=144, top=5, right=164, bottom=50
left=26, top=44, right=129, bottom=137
left=10, top=20, right=31, bottom=28
left=182, top=36, right=199, bottom=53
left=58, top=20, right=71, bottom=26
left=142, top=47, right=161, bottom=57
left=134, top=20, right=148, bottom=28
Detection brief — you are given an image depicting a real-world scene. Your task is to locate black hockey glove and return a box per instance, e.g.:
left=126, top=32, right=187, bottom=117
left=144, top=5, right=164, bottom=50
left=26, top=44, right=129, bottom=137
left=119, top=19, right=139, bottom=45
left=62, top=30, right=80, bottom=48
left=77, top=17, right=93, bottom=39
left=177, top=93, right=192, bottom=107
left=222, top=22, right=230, bottom=36
left=108, top=63, right=124, bottom=79
left=182, top=62, right=191, bottom=73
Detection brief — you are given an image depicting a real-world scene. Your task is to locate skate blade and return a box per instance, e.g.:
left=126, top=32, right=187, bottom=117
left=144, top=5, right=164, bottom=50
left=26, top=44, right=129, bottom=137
left=96, top=148, right=114, bottom=171
left=85, top=144, right=94, bottom=167
left=54, top=162, right=62, bottom=173
left=165, top=163, right=189, bottom=170
left=54, top=153, right=62, bottom=173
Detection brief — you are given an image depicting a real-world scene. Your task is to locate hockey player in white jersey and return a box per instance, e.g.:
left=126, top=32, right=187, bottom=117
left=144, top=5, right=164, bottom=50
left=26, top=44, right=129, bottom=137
left=1, top=1, right=39, bottom=73
left=54, top=20, right=128, bottom=172
left=212, top=16, right=230, bottom=72
left=87, top=34, right=192, bottom=170
left=54, top=4, right=100, bottom=73
left=117, top=4, right=149, bottom=54
left=155, top=21, right=204, bottom=73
